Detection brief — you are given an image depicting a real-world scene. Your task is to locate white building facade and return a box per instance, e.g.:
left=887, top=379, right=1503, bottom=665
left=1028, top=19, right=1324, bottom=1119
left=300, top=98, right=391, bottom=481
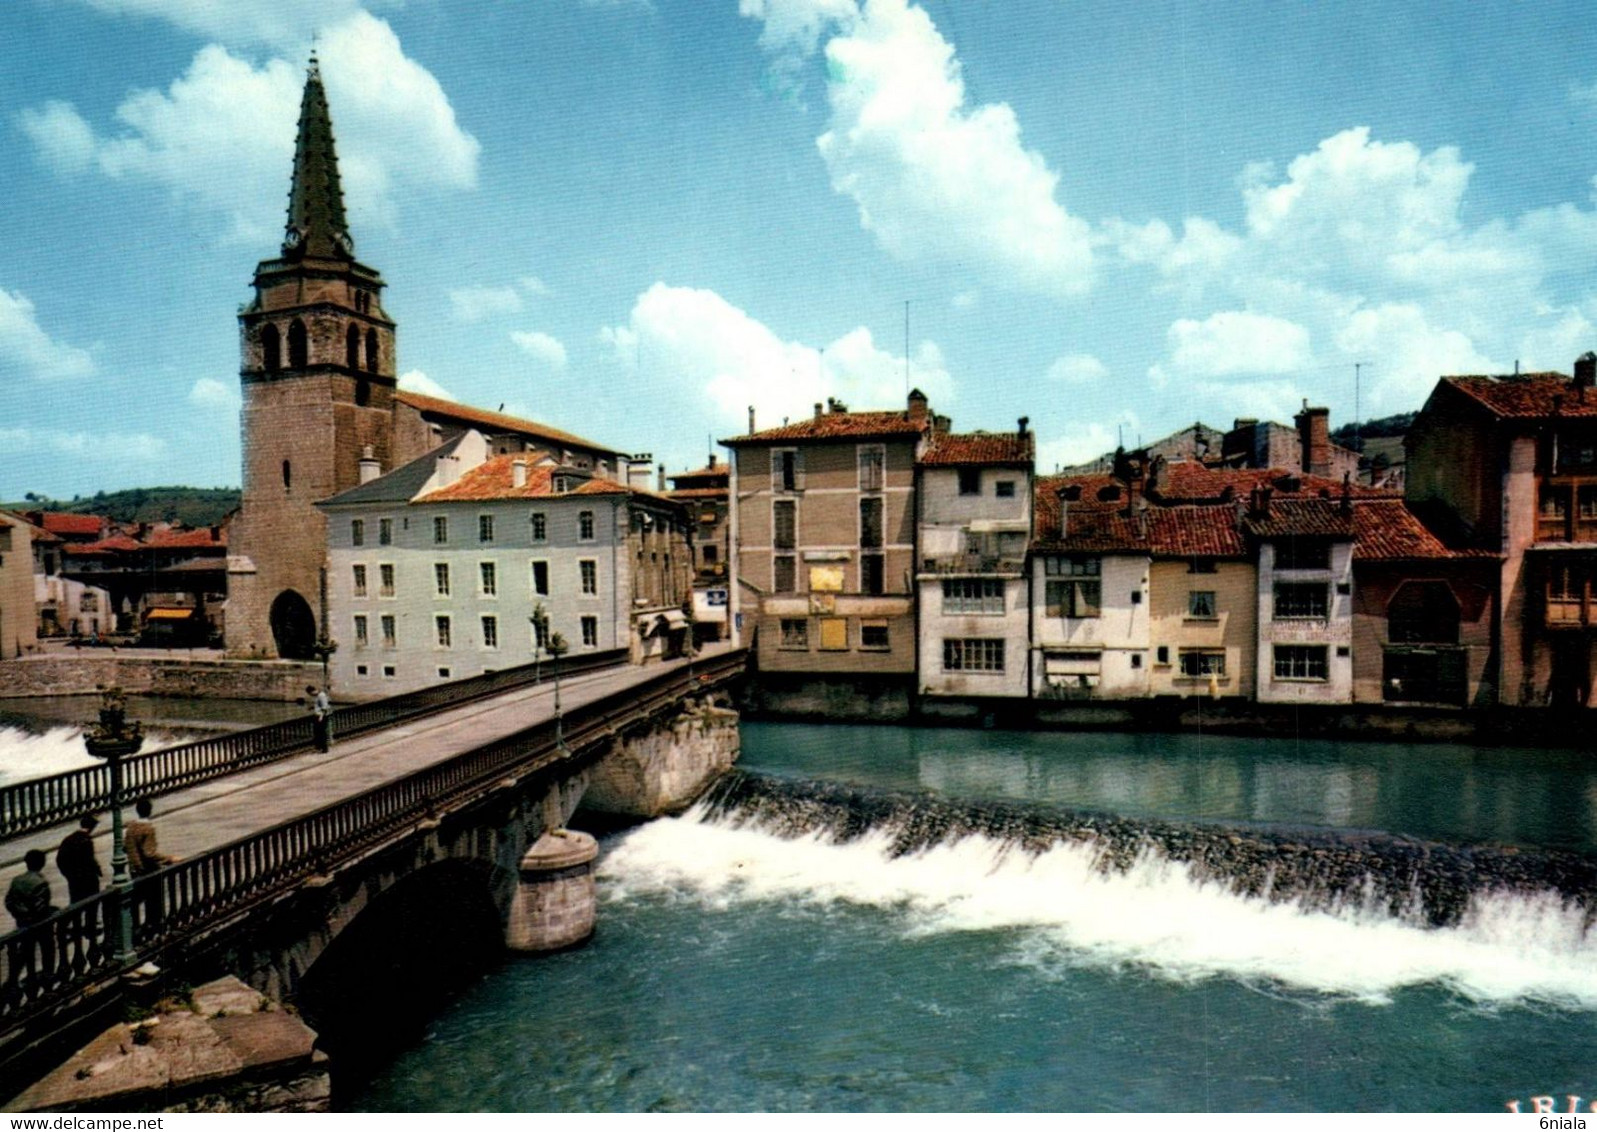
left=1248, top=497, right=1356, bottom=704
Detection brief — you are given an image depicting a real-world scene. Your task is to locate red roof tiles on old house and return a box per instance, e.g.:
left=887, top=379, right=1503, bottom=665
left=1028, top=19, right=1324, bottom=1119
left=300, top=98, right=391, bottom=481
left=416, top=456, right=673, bottom=505
left=920, top=431, right=1034, bottom=466
left=1441, top=373, right=1597, bottom=419
left=1349, top=499, right=1499, bottom=561
left=36, top=513, right=103, bottom=538
left=394, top=390, right=620, bottom=457
left=1239, top=498, right=1356, bottom=539
left=724, top=410, right=928, bottom=445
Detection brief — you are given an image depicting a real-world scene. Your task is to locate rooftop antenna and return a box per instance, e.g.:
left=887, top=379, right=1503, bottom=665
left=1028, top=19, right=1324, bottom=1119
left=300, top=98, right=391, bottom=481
left=1353, top=361, right=1368, bottom=454
left=904, top=299, right=910, bottom=395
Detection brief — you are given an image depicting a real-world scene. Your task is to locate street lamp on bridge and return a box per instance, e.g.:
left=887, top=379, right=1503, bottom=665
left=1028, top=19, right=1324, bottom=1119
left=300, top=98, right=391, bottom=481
left=530, top=604, right=570, bottom=753
left=82, top=686, right=144, bottom=967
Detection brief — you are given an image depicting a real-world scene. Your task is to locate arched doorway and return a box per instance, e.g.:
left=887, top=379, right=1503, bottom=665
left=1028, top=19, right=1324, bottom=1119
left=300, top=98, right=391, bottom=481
left=269, top=589, right=317, bottom=660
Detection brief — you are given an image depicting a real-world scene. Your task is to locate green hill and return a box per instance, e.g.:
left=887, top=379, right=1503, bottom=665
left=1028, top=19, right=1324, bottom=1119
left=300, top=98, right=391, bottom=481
left=2, top=487, right=240, bottom=527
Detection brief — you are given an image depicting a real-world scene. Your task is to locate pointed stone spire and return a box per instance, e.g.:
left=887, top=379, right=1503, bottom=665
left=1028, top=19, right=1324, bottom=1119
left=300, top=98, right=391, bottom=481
left=282, top=53, right=353, bottom=261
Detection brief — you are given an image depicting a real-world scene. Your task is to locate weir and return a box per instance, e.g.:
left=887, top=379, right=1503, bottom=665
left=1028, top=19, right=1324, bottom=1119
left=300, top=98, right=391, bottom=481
left=697, top=771, right=1597, bottom=931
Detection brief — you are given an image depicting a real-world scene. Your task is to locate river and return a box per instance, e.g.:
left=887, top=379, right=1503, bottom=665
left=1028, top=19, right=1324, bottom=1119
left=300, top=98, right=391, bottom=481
left=347, top=721, right=1597, bottom=1112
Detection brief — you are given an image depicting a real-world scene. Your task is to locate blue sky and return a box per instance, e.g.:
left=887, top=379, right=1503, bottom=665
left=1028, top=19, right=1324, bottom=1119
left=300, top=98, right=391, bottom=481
left=6, top=0, right=1597, bottom=498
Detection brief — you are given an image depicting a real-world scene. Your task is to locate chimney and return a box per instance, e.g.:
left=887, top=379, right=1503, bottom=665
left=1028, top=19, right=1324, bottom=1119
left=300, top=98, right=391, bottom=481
left=657, top=465, right=667, bottom=493
left=358, top=445, right=381, bottom=484
left=708, top=452, right=717, bottom=469
left=511, top=457, right=527, bottom=489
left=626, top=455, right=653, bottom=491
left=436, top=453, right=459, bottom=486
left=814, top=402, right=824, bottom=422
left=907, top=388, right=929, bottom=423
left=1295, top=402, right=1331, bottom=478
left=1017, top=416, right=1029, bottom=438
left=1340, top=471, right=1353, bottom=517
left=1575, top=352, right=1597, bottom=392
left=748, top=406, right=756, bottom=434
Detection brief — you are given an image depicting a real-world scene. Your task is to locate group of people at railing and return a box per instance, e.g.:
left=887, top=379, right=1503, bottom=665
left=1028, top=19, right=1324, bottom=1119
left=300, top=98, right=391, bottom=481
left=3, top=801, right=177, bottom=1006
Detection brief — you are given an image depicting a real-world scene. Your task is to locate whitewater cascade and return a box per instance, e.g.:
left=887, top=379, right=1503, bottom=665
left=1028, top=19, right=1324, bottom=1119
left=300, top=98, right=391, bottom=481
left=600, top=770, right=1597, bottom=1006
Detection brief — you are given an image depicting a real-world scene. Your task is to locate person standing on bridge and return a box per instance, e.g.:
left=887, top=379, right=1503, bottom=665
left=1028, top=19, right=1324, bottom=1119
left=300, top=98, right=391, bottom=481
left=125, top=799, right=175, bottom=876
left=6, top=849, right=55, bottom=929
left=309, top=684, right=332, bottom=752
left=55, top=814, right=102, bottom=904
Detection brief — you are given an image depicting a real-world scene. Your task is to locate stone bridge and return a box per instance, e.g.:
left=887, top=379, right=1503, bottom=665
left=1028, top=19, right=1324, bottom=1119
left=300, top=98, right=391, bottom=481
left=0, top=647, right=746, bottom=1100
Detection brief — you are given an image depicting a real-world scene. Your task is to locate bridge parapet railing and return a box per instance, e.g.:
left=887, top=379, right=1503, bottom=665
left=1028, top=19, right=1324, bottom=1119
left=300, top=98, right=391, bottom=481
left=0, top=648, right=628, bottom=841
left=0, top=650, right=746, bottom=1038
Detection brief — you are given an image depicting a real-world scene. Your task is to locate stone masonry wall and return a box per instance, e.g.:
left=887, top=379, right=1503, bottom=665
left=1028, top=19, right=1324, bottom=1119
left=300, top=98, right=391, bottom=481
left=0, top=655, right=322, bottom=701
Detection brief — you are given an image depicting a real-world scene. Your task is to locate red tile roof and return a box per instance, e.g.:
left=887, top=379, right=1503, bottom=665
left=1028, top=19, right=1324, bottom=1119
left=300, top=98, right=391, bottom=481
left=1147, top=506, right=1247, bottom=557
left=1350, top=499, right=1499, bottom=561
left=417, top=456, right=676, bottom=505
left=145, top=526, right=225, bottom=549
left=1240, top=498, right=1356, bottom=539
left=723, top=410, right=928, bottom=445
left=38, top=513, right=103, bottom=537
left=70, top=535, right=143, bottom=554
left=920, top=431, right=1034, bottom=466
left=668, top=487, right=728, bottom=500
left=1151, top=462, right=1394, bottom=502
left=395, top=390, right=621, bottom=457
left=1440, top=373, right=1597, bottom=419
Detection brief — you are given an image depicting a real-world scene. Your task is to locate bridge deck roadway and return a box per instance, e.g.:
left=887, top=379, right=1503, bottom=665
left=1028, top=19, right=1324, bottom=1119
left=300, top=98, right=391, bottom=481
left=0, top=644, right=735, bottom=902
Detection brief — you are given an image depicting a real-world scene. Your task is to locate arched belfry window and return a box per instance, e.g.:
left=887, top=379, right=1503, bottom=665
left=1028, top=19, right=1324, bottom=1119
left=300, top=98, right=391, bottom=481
left=366, top=328, right=379, bottom=373
left=262, top=324, right=281, bottom=372
left=346, top=324, right=360, bottom=370
left=288, top=319, right=308, bottom=369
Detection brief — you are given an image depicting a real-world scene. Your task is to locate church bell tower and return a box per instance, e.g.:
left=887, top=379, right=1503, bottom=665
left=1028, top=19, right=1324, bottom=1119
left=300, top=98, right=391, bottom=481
left=227, top=55, right=398, bottom=659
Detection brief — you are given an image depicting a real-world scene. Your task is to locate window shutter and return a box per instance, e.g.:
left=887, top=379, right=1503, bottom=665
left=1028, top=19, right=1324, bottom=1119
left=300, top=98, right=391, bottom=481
left=793, top=449, right=805, bottom=491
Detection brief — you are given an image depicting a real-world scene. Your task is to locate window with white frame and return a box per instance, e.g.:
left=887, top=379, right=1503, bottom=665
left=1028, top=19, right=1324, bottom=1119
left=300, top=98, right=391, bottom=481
left=379, top=518, right=393, bottom=546
left=478, top=514, right=495, bottom=543
left=1188, top=591, right=1217, bottom=619
left=1179, top=649, right=1225, bottom=677
left=352, top=564, right=367, bottom=597
left=1274, top=645, right=1328, bottom=680
left=1274, top=583, right=1328, bottom=619
left=481, top=615, right=498, bottom=649
left=943, top=577, right=1004, bottom=614
left=433, top=516, right=448, bottom=544
left=353, top=615, right=368, bottom=646
left=581, top=615, right=598, bottom=648
left=943, top=638, right=1005, bottom=672
left=480, top=561, right=497, bottom=596
left=772, top=448, right=803, bottom=493
left=1044, top=557, right=1100, bottom=618
left=531, top=512, right=547, bottom=541
left=579, top=510, right=595, bottom=541
left=858, top=444, right=884, bottom=491
left=434, top=563, right=450, bottom=597
left=531, top=560, right=549, bottom=597
left=773, top=500, right=796, bottom=549
left=435, top=615, right=452, bottom=648
left=351, top=519, right=365, bottom=546
left=779, top=618, right=808, bottom=648
left=379, top=564, right=395, bottom=597
left=580, top=559, right=598, bottom=596
left=380, top=615, right=396, bottom=647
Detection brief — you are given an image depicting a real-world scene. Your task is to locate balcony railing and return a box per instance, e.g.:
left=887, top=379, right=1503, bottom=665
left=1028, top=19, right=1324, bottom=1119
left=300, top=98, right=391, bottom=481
left=919, top=554, right=1026, bottom=576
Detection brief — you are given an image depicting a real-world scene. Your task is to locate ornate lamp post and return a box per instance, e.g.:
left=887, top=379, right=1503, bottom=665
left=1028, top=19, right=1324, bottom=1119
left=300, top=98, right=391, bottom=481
left=530, top=605, right=569, bottom=752
left=83, top=686, right=144, bottom=965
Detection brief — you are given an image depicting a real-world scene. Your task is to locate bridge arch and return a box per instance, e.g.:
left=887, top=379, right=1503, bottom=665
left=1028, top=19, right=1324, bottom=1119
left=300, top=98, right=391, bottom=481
left=270, top=589, right=317, bottom=660
left=293, top=858, right=509, bottom=1073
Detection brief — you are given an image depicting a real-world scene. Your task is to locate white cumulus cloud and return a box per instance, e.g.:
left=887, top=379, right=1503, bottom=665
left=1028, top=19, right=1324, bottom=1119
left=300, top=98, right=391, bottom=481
left=451, top=285, right=524, bottom=323
left=511, top=331, right=569, bottom=370
left=601, top=282, right=953, bottom=432
left=19, top=12, right=478, bottom=244
left=188, top=377, right=239, bottom=411
left=745, top=0, right=1094, bottom=298
left=1166, top=311, right=1313, bottom=378
left=1045, top=354, right=1108, bottom=385
left=397, top=370, right=456, bottom=401
left=0, top=288, right=95, bottom=381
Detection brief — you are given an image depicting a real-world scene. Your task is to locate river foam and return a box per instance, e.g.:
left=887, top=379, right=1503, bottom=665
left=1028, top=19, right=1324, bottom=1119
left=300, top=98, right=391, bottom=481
left=0, top=724, right=192, bottom=785
left=599, top=782, right=1597, bottom=1009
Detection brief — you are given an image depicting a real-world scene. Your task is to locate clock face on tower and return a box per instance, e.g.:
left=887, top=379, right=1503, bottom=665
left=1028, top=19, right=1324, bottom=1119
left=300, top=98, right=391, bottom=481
left=284, top=226, right=305, bottom=251
left=335, top=231, right=355, bottom=257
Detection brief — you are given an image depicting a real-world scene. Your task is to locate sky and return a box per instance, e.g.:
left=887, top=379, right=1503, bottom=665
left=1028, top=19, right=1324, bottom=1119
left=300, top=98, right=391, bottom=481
left=6, top=0, right=1597, bottom=498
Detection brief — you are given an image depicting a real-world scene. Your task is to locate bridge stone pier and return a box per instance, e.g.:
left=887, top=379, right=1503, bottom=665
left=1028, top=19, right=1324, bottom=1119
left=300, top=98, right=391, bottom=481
left=0, top=649, right=745, bottom=1106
